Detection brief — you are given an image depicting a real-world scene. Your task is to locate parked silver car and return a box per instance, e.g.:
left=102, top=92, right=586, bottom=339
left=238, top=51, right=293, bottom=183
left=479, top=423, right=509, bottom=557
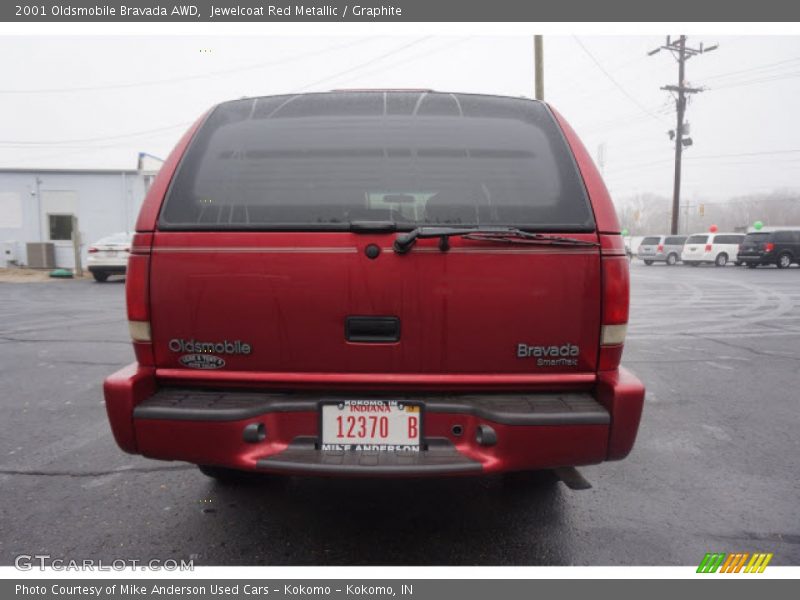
left=637, top=235, right=688, bottom=266
left=87, top=232, right=132, bottom=282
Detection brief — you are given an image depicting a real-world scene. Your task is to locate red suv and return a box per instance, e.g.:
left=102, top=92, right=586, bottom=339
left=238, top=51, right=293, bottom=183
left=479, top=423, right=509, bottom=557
left=104, top=91, right=645, bottom=480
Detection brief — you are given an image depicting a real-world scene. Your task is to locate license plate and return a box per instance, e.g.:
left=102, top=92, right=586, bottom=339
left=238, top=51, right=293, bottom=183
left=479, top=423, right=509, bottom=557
left=106, top=250, right=117, bottom=256
left=320, top=400, right=421, bottom=451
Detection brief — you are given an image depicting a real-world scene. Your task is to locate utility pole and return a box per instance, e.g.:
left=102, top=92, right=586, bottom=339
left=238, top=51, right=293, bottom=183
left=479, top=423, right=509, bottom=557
left=35, top=176, right=43, bottom=241
left=649, top=35, right=717, bottom=235
left=71, top=215, right=83, bottom=277
left=534, top=35, right=544, bottom=100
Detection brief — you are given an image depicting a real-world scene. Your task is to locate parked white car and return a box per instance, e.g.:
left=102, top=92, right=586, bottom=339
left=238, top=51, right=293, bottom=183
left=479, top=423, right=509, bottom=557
left=86, top=232, right=133, bottom=282
left=681, top=232, right=745, bottom=267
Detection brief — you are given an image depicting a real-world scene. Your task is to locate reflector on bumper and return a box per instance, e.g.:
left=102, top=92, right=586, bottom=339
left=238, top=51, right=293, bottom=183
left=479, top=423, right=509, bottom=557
left=601, top=323, right=627, bottom=346
left=128, top=320, right=151, bottom=342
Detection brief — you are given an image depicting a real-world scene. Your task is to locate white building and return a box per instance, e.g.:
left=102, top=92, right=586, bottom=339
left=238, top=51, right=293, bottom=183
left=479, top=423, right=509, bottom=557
left=0, top=154, right=161, bottom=268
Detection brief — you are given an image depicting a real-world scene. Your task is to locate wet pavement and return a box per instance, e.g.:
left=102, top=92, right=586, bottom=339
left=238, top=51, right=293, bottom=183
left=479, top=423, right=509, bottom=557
left=1, top=262, right=798, bottom=566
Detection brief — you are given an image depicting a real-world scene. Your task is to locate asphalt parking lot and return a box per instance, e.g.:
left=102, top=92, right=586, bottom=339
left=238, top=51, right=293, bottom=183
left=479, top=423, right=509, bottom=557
left=1, top=262, right=798, bottom=566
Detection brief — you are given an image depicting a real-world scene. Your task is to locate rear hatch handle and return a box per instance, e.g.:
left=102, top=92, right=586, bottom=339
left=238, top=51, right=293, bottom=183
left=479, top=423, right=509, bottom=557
left=393, top=226, right=599, bottom=254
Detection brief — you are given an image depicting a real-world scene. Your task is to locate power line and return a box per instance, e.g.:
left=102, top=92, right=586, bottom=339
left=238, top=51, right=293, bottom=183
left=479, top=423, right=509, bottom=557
left=703, top=56, right=800, bottom=82
left=579, top=101, right=674, bottom=133
left=1, top=38, right=432, bottom=149
left=573, top=36, right=668, bottom=125
left=319, top=36, right=474, bottom=88
left=0, top=122, right=192, bottom=146
left=712, top=71, right=800, bottom=90
left=292, top=37, right=433, bottom=92
left=0, top=38, right=379, bottom=95
left=604, top=148, right=800, bottom=174
left=0, top=38, right=433, bottom=166
left=687, top=148, right=800, bottom=159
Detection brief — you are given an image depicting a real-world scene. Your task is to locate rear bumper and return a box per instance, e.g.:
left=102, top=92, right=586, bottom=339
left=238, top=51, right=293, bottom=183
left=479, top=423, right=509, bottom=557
left=681, top=257, right=710, bottom=264
left=637, top=253, right=664, bottom=261
left=737, top=254, right=771, bottom=264
left=103, top=365, right=645, bottom=477
left=88, top=264, right=127, bottom=273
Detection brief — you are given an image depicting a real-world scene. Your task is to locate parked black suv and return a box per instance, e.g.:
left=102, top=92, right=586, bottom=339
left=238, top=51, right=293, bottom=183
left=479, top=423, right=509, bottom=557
left=738, top=230, right=800, bottom=268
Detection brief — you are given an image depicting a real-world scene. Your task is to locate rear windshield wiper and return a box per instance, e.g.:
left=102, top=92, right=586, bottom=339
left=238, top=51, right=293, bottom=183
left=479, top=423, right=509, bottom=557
left=393, top=226, right=598, bottom=254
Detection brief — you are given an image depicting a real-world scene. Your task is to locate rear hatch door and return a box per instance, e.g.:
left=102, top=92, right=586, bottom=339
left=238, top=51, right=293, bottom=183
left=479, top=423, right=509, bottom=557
left=638, top=237, right=660, bottom=257
left=149, top=231, right=601, bottom=377
left=683, top=234, right=709, bottom=259
left=740, top=233, right=769, bottom=256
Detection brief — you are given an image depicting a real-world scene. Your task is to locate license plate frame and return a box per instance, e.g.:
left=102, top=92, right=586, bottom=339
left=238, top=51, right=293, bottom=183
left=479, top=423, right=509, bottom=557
left=318, top=399, right=423, bottom=451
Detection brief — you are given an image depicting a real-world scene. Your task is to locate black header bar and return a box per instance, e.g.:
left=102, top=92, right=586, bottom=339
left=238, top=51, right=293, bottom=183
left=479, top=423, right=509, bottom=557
left=3, top=0, right=800, bottom=22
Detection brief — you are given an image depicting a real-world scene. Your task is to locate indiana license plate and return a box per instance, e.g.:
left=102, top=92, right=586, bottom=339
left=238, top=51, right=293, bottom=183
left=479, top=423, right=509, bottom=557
left=320, top=400, right=421, bottom=451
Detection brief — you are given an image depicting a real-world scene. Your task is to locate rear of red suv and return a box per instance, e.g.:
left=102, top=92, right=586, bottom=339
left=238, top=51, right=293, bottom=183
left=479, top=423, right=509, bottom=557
left=104, top=91, right=644, bottom=479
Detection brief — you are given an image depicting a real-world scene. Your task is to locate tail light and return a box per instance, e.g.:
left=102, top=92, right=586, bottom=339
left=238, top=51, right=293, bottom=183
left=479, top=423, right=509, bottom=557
left=127, top=233, right=154, bottom=366
left=88, top=247, right=98, bottom=253
left=764, top=242, right=774, bottom=252
left=656, top=244, right=664, bottom=253
left=599, top=235, right=629, bottom=371
left=704, top=244, right=712, bottom=252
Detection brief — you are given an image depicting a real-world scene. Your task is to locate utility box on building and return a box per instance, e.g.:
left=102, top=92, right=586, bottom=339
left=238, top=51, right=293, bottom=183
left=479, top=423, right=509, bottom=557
left=0, top=241, right=19, bottom=267
left=26, top=242, right=56, bottom=269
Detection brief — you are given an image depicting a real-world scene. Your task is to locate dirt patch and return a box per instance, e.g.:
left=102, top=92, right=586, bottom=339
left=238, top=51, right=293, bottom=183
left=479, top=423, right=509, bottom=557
left=0, top=267, right=92, bottom=283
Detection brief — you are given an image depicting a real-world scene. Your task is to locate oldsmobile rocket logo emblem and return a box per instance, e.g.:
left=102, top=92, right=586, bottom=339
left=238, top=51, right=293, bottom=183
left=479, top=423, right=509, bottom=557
left=179, top=354, right=226, bottom=370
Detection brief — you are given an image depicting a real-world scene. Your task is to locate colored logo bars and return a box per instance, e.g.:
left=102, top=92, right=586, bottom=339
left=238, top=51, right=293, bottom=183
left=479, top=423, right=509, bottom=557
left=697, top=552, right=774, bottom=573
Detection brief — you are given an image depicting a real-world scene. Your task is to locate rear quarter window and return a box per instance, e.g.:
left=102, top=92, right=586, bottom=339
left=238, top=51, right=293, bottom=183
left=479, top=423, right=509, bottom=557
left=714, top=235, right=744, bottom=244
left=686, top=235, right=708, bottom=244
left=159, top=92, right=596, bottom=232
left=664, top=236, right=686, bottom=245
left=774, top=231, right=799, bottom=243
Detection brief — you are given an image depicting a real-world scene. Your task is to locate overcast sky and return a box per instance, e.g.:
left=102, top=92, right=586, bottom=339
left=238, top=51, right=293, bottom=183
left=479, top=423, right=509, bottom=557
left=1, top=35, right=798, bottom=202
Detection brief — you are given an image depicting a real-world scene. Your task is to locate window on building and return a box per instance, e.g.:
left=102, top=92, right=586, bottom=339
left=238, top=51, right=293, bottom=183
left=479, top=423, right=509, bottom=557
left=48, top=214, right=73, bottom=241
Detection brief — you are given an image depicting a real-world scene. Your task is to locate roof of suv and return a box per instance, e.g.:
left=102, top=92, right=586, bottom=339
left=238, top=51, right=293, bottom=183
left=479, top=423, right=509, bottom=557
left=221, top=89, right=545, bottom=107
left=210, top=91, right=549, bottom=121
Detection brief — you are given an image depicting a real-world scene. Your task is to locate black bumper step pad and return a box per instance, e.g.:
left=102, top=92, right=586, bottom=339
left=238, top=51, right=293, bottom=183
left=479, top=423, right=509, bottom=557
left=257, top=437, right=481, bottom=476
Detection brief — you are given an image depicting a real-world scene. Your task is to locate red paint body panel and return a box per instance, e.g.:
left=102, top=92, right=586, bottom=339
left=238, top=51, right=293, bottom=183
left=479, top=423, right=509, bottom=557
left=105, top=95, right=646, bottom=477
left=135, top=113, right=209, bottom=232
left=109, top=361, right=643, bottom=473
left=596, top=367, right=645, bottom=460
left=549, top=106, right=621, bottom=234
left=154, top=368, right=596, bottom=392
left=103, top=363, right=156, bottom=454
left=134, top=408, right=609, bottom=475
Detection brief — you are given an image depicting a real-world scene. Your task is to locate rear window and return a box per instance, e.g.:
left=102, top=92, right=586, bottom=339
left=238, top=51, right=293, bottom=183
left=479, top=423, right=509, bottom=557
left=774, top=231, right=800, bottom=242
left=744, top=232, right=770, bottom=242
left=714, top=234, right=744, bottom=244
left=686, top=235, right=708, bottom=244
left=641, top=237, right=661, bottom=245
left=664, top=236, right=686, bottom=245
left=159, top=92, right=595, bottom=231
left=96, top=232, right=132, bottom=245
